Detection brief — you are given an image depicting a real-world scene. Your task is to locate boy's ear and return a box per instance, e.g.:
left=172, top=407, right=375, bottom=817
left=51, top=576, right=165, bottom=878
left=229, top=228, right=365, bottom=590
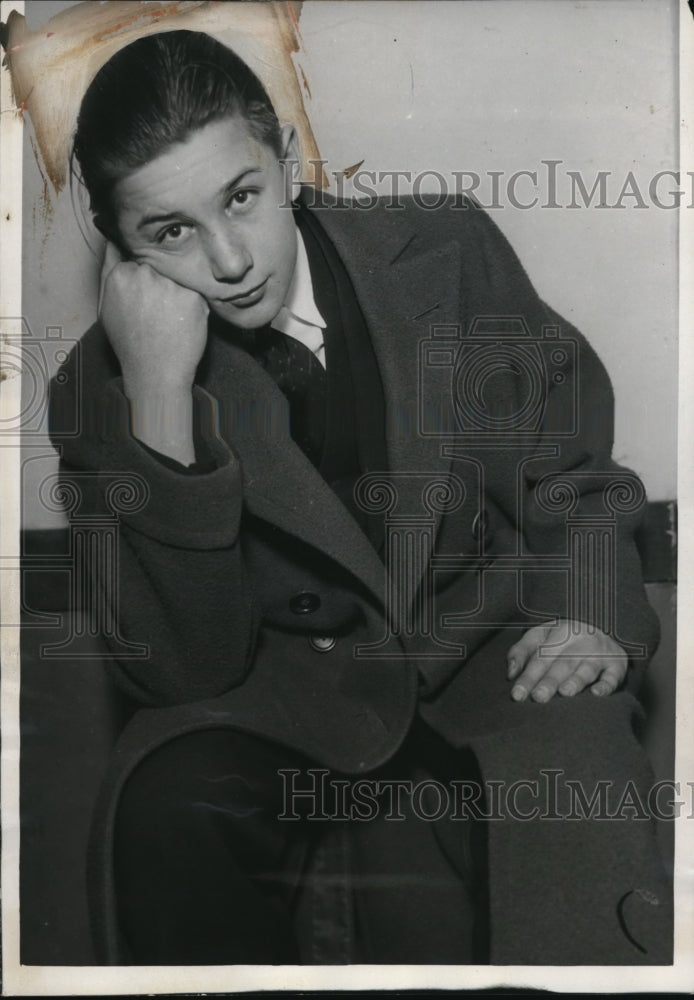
left=279, top=124, right=303, bottom=203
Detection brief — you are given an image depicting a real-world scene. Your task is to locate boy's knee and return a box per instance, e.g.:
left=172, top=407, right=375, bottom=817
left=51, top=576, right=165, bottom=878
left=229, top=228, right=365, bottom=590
left=116, top=730, right=256, bottom=839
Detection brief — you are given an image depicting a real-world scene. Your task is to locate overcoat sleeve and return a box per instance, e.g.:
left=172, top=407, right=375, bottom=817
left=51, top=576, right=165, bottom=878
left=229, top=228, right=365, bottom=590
left=461, top=202, right=659, bottom=665
left=48, top=325, right=258, bottom=706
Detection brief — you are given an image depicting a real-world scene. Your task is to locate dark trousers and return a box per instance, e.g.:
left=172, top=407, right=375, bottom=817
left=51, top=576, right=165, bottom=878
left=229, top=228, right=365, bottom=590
left=113, top=720, right=489, bottom=964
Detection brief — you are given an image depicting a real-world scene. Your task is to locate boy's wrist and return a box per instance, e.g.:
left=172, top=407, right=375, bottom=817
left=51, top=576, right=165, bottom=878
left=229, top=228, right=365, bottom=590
left=125, top=386, right=196, bottom=466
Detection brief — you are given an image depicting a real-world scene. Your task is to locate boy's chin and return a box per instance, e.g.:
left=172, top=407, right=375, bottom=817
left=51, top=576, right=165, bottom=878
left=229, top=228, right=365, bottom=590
left=209, top=299, right=278, bottom=331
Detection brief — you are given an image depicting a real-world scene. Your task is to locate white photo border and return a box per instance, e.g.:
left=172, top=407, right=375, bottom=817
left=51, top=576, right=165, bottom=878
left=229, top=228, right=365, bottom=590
left=2, top=0, right=693, bottom=993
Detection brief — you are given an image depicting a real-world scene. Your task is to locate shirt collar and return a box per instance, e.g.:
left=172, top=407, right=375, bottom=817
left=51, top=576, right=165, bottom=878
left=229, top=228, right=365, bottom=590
left=271, top=225, right=326, bottom=334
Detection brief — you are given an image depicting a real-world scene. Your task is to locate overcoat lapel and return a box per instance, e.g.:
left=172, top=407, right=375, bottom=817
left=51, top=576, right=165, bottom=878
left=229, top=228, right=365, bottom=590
left=317, top=202, right=462, bottom=592
left=204, top=341, right=387, bottom=604
left=205, top=198, right=462, bottom=605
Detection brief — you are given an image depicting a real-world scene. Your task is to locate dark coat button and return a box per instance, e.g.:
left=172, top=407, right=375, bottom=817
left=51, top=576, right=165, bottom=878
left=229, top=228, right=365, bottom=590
left=290, top=591, right=321, bottom=615
left=309, top=635, right=336, bottom=652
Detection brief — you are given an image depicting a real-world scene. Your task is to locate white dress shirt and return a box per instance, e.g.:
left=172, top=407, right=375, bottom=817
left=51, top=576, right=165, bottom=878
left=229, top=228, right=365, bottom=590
left=270, top=226, right=327, bottom=368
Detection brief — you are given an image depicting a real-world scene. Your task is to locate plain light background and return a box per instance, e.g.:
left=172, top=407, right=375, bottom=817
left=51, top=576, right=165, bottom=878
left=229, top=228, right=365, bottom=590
left=21, top=0, right=679, bottom=527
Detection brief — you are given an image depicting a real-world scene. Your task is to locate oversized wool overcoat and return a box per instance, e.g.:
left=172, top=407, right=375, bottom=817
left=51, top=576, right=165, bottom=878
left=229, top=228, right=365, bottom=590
left=49, top=191, right=672, bottom=965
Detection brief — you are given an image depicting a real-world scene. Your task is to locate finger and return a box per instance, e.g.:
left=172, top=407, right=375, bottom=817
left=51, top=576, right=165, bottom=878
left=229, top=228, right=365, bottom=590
left=591, top=658, right=628, bottom=697
left=555, top=657, right=602, bottom=697
left=510, top=645, right=559, bottom=702
left=507, top=624, right=551, bottom=680
left=528, top=656, right=578, bottom=703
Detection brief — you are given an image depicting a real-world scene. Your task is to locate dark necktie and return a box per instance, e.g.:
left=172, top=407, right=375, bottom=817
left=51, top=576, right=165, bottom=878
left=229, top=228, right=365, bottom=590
left=251, top=326, right=327, bottom=465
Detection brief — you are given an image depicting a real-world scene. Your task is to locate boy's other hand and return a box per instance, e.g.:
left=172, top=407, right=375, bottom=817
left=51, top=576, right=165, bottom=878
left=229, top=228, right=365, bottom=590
left=506, top=621, right=628, bottom=703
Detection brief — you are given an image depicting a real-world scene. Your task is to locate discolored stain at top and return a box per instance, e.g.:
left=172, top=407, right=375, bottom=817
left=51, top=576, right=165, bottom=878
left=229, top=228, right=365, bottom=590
left=4, top=0, right=323, bottom=199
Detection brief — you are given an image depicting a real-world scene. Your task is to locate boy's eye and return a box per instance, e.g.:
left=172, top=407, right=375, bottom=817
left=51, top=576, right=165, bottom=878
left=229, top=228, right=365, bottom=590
left=227, top=189, right=257, bottom=210
left=156, top=222, right=192, bottom=245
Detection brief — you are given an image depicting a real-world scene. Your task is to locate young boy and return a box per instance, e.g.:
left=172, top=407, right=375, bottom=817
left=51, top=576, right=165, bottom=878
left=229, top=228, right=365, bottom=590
left=50, top=29, right=670, bottom=965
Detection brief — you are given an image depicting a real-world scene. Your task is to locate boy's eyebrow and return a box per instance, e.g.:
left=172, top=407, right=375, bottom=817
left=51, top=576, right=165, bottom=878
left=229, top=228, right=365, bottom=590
left=137, top=167, right=263, bottom=230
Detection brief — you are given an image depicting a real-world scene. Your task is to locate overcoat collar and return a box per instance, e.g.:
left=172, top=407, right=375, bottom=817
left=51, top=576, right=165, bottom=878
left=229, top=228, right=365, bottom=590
left=205, top=190, right=461, bottom=607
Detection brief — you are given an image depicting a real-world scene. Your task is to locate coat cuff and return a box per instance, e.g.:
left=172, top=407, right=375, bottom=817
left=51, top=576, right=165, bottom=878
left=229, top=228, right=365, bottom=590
left=96, top=379, right=242, bottom=549
left=523, top=565, right=660, bottom=665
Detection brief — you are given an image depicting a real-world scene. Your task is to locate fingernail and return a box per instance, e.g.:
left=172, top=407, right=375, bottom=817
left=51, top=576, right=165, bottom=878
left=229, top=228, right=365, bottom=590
left=591, top=683, right=605, bottom=696
left=507, top=657, right=518, bottom=679
left=533, top=686, right=549, bottom=702
left=561, top=681, right=577, bottom=696
left=511, top=685, right=527, bottom=702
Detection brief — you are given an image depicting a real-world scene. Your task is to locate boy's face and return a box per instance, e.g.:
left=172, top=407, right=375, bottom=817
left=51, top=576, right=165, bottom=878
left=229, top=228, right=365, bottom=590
left=114, top=115, right=299, bottom=330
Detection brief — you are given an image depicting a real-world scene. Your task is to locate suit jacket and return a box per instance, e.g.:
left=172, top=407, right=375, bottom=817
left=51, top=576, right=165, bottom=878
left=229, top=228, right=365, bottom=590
left=49, top=192, right=670, bottom=964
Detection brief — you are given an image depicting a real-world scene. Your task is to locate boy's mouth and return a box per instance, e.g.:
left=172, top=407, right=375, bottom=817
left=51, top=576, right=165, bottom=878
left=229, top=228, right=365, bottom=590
left=218, top=278, right=268, bottom=307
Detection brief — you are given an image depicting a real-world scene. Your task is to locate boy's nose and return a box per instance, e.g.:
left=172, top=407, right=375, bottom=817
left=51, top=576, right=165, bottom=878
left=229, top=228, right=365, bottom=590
left=208, top=232, right=252, bottom=283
